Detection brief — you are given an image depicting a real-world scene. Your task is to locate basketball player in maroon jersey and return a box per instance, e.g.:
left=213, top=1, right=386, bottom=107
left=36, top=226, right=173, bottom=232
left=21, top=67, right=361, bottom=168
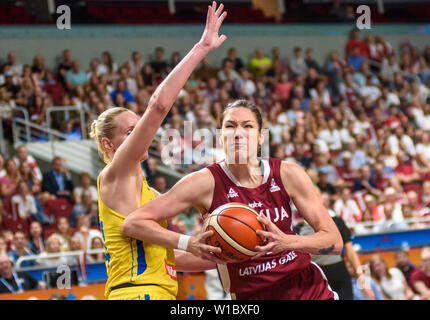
left=122, top=100, right=343, bottom=300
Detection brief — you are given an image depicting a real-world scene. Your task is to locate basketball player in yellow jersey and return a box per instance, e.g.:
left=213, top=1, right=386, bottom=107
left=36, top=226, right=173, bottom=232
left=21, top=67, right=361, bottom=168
left=90, top=2, right=227, bottom=300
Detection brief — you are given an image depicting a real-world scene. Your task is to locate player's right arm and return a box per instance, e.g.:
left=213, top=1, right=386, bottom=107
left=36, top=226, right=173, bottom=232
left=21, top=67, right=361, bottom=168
left=107, top=2, right=227, bottom=176
left=122, top=169, right=224, bottom=264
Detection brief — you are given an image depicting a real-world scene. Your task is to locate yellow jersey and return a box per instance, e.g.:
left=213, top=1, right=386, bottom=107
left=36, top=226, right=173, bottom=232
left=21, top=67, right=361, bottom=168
left=97, top=172, right=178, bottom=299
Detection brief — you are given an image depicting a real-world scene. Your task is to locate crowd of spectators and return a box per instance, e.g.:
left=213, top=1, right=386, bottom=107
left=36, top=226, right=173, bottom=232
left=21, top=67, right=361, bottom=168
left=0, top=144, right=106, bottom=274
left=1, top=27, right=430, bottom=298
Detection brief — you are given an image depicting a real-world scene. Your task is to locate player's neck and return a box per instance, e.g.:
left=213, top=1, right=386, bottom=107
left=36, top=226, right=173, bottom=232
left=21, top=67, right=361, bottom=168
left=225, top=158, right=262, bottom=186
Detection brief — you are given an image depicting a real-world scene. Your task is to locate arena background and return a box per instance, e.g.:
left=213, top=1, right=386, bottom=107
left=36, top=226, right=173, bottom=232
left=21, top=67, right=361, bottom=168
left=0, top=0, right=429, bottom=300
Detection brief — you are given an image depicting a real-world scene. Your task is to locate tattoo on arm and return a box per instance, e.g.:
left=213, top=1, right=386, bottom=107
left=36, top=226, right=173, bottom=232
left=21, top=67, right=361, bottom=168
left=319, top=244, right=335, bottom=255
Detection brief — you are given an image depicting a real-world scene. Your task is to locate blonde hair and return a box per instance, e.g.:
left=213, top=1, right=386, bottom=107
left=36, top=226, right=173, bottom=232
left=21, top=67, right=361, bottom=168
left=90, top=107, right=129, bottom=164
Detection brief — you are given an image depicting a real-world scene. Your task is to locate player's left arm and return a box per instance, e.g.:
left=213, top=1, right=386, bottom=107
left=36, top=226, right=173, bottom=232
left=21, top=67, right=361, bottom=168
left=255, top=161, right=343, bottom=256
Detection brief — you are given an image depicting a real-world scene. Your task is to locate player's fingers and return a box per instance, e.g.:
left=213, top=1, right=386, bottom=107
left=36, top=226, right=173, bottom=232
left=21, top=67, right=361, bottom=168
left=255, top=229, right=271, bottom=240
left=214, top=3, right=224, bottom=17
left=216, top=11, right=227, bottom=29
left=201, top=243, right=222, bottom=254
left=199, top=230, right=214, bottom=241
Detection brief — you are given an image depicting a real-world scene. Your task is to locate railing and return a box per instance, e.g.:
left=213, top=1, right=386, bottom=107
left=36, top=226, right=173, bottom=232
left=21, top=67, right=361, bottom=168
left=15, top=248, right=106, bottom=271
left=46, top=106, right=87, bottom=140
left=347, top=216, right=430, bottom=235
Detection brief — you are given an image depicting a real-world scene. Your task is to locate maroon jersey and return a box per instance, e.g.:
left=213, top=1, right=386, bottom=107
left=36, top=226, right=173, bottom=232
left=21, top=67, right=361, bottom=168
left=206, top=158, right=337, bottom=300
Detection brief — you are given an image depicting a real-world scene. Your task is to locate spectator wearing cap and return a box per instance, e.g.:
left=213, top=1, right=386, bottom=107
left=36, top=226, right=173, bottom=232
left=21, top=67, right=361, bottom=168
left=336, top=151, right=360, bottom=188
left=316, top=167, right=337, bottom=196
left=410, top=247, right=430, bottom=299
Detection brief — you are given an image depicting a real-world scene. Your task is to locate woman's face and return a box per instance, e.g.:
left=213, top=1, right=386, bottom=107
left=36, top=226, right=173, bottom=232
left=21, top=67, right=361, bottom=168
left=6, top=160, right=17, bottom=175
left=57, top=218, right=69, bottom=234
left=220, top=107, right=262, bottom=165
left=92, top=238, right=103, bottom=249
left=30, top=222, right=42, bottom=237
left=372, top=259, right=387, bottom=277
left=48, top=238, right=60, bottom=253
left=20, top=162, right=30, bottom=176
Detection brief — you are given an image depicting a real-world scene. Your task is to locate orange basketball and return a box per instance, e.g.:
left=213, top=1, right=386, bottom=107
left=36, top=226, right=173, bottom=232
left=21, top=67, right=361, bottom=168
left=204, top=202, right=265, bottom=262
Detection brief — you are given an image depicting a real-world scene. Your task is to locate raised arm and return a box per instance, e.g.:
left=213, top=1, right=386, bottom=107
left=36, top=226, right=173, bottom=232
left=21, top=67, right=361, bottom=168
left=110, top=2, right=227, bottom=174
left=122, top=169, right=224, bottom=263
left=255, top=161, right=343, bottom=256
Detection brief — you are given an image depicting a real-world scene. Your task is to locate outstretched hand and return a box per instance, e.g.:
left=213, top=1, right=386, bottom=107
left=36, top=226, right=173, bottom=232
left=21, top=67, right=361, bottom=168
left=199, top=2, right=227, bottom=52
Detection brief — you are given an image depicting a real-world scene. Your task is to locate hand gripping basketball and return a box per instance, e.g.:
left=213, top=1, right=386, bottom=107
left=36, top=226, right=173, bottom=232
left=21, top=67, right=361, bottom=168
left=187, top=230, right=228, bottom=265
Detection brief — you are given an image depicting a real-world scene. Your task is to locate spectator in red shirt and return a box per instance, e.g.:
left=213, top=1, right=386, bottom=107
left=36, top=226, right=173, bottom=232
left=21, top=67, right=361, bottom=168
left=410, top=247, right=430, bottom=299
left=395, top=151, right=420, bottom=185
left=346, top=28, right=367, bottom=57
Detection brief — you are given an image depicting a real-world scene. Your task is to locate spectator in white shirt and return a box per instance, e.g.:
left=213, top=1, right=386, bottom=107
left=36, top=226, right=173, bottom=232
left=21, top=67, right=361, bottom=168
left=318, top=118, right=342, bottom=151
left=387, top=126, right=416, bottom=156
left=128, top=51, right=143, bottom=77
left=217, top=59, right=241, bottom=84
left=334, top=188, right=362, bottom=224
left=369, top=255, right=415, bottom=300
left=289, top=47, right=307, bottom=76
left=416, top=132, right=430, bottom=166
left=11, top=181, right=37, bottom=220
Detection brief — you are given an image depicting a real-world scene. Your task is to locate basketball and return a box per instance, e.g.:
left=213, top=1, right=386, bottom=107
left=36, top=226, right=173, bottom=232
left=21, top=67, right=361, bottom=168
left=204, top=202, right=265, bottom=262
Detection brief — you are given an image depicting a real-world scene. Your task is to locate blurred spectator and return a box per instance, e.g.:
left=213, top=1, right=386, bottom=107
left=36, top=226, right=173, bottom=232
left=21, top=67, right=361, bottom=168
left=57, top=49, right=73, bottom=84
left=27, top=221, right=46, bottom=255
left=0, top=236, right=7, bottom=255
left=289, top=47, right=308, bottom=76
left=69, top=189, right=98, bottom=228
left=0, top=158, right=20, bottom=200
left=50, top=217, right=73, bottom=252
left=249, top=48, right=272, bottom=77
left=369, top=255, right=415, bottom=300
left=217, top=59, right=241, bottom=84
left=110, top=79, right=135, bottom=104
left=128, top=51, right=143, bottom=78
left=347, top=47, right=365, bottom=72
left=11, top=181, right=39, bottom=225
left=73, top=172, right=97, bottom=204
left=345, top=260, right=385, bottom=300
left=223, top=47, right=244, bottom=72
left=65, top=60, right=88, bottom=91
left=305, top=48, right=320, bottom=73
left=150, top=47, right=168, bottom=77
left=73, top=215, right=103, bottom=251
left=194, top=57, right=218, bottom=82
left=333, top=188, right=362, bottom=224
left=153, top=175, right=168, bottom=194
left=37, top=235, right=68, bottom=268
left=410, top=247, right=430, bottom=299
left=87, top=236, right=105, bottom=263
left=0, top=253, right=44, bottom=293
left=41, top=156, right=74, bottom=201
left=7, top=231, right=36, bottom=268
left=395, top=249, right=418, bottom=288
